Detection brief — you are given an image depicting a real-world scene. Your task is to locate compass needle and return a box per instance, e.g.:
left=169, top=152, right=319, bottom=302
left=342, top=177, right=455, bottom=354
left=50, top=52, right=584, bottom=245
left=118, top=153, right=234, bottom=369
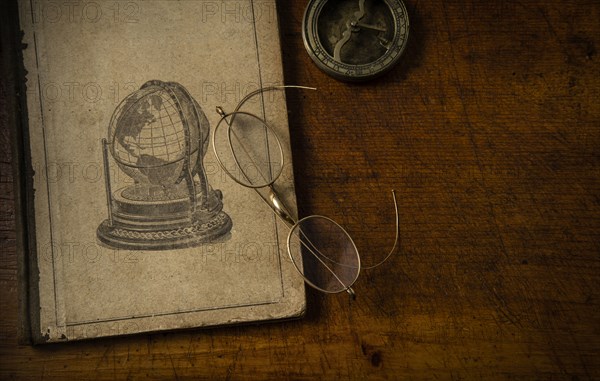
left=355, top=0, right=366, bottom=20
left=357, top=22, right=387, bottom=33
left=334, top=23, right=353, bottom=62
left=378, top=35, right=392, bottom=49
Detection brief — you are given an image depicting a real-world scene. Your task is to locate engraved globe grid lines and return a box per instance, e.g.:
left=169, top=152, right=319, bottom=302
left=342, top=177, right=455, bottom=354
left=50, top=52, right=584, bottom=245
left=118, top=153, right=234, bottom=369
left=113, top=89, right=186, bottom=168
left=303, top=0, right=409, bottom=80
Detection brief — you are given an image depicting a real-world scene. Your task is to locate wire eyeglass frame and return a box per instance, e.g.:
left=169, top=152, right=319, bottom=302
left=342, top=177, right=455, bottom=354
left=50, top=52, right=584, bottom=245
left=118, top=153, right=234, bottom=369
left=212, top=86, right=399, bottom=297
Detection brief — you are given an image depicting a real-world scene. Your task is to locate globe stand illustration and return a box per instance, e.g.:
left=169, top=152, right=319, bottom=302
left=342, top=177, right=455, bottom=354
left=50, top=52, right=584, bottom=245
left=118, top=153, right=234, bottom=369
left=97, top=80, right=232, bottom=250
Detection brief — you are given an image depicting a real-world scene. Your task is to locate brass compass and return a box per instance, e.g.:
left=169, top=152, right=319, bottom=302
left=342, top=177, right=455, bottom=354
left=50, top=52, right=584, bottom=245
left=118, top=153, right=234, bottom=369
left=302, top=0, right=409, bottom=82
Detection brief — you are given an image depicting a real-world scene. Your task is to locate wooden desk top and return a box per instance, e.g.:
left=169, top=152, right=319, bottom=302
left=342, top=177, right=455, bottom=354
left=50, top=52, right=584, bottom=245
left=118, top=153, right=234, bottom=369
left=1, top=0, right=599, bottom=379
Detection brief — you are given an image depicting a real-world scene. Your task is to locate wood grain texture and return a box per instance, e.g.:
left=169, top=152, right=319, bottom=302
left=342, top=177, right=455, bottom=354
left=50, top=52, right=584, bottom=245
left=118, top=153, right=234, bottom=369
left=1, top=0, right=599, bottom=379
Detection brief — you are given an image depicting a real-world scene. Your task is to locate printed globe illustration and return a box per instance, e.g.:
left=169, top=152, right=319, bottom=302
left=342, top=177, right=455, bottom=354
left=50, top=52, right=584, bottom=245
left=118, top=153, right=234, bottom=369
left=97, top=80, right=232, bottom=250
left=109, top=81, right=205, bottom=188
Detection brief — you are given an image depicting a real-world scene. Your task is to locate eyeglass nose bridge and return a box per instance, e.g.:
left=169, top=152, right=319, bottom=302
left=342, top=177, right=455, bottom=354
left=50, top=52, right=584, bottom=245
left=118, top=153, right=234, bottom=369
left=268, top=187, right=296, bottom=227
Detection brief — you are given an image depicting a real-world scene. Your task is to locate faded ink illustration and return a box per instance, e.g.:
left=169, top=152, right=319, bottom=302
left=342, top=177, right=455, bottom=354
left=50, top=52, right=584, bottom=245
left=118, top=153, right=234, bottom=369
left=97, top=80, right=232, bottom=250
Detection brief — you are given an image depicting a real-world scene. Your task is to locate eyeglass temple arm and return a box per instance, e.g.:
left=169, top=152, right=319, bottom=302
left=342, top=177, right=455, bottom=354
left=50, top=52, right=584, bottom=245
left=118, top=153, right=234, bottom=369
left=361, top=190, right=400, bottom=270
left=232, top=85, right=317, bottom=114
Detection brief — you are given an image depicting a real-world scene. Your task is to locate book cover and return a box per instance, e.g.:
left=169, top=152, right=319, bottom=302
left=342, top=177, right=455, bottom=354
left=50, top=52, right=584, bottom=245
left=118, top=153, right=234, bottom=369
left=16, top=0, right=306, bottom=343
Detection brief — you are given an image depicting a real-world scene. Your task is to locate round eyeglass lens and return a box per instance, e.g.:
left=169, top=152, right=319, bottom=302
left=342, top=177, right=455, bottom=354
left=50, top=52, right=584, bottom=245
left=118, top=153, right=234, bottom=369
left=287, top=215, right=360, bottom=294
left=213, top=112, right=284, bottom=188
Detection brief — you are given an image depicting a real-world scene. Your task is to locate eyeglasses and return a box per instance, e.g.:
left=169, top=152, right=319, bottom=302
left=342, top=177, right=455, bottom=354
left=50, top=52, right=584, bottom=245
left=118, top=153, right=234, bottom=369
left=213, top=86, right=399, bottom=297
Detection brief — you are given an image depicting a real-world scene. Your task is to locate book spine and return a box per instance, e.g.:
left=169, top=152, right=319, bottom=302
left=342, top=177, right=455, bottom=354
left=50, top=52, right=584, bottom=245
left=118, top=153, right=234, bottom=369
left=1, top=0, right=41, bottom=345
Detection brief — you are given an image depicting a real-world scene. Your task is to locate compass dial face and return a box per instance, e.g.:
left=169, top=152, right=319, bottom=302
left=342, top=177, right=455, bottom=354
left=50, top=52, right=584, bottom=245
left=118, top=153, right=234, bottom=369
left=303, top=0, right=409, bottom=82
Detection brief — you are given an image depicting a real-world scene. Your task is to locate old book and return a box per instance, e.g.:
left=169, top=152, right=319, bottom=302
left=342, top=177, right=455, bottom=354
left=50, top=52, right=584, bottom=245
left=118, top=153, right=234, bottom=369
left=16, top=0, right=305, bottom=343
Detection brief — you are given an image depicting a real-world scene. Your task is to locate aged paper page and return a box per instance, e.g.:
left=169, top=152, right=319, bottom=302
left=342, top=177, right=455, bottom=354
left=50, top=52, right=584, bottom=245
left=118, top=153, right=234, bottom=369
left=19, top=0, right=305, bottom=342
